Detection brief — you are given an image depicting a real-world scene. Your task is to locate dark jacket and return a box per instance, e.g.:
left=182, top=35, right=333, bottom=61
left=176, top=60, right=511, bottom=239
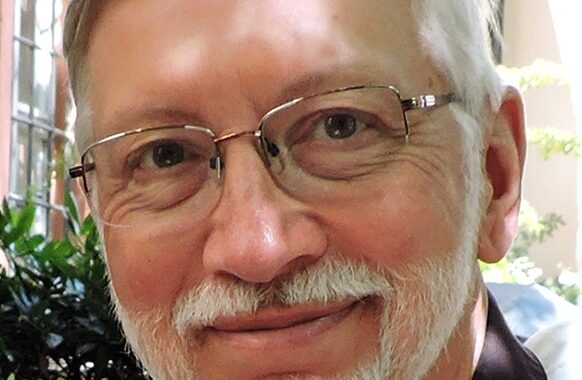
left=473, top=293, right=547, bottom=379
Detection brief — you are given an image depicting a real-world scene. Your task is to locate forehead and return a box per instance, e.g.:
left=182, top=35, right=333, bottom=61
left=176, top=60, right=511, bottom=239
left=86, top=0, right=440, bottom=136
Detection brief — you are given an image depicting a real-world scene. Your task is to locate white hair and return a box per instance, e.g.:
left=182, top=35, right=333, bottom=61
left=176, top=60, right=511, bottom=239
left=413, top=0, right=504, bottom=122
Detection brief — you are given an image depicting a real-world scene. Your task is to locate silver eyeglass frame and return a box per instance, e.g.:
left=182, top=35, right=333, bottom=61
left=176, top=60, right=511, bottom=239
left=69, top=84, right=456, bottom=193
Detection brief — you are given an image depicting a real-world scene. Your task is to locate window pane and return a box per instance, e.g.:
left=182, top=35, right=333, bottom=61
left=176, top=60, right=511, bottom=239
left=9, top=122, right=31, bottom=197
left=35, top=0, right=56, bottom=51
left=16, top=42, right=33, bottom=108
left=52, top=2, right=65, bottom=51
left=16, top=0, right=35, bottom=40
left=30, top=127, right=50, bottom=199
left=33, top=50, right=56, bottom=121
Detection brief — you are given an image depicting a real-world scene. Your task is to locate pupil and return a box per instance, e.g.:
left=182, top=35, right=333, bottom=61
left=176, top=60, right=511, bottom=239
left=153, top=143, right=184, bottom=167
left=325, top=114, right=357, bottom=139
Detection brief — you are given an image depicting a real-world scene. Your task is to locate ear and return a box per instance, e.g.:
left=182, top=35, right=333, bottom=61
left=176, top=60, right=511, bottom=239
left=478, top=86, right=526, bottom=263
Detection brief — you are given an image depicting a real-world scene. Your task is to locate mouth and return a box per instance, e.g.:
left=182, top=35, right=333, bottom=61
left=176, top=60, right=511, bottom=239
left=199, top=297, right=368, bottom=349
left=210, top=297, right=361, bottom=332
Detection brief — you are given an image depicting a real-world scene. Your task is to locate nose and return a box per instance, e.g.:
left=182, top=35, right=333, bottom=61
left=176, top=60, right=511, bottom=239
left=202, top=140, right=327, bottom=283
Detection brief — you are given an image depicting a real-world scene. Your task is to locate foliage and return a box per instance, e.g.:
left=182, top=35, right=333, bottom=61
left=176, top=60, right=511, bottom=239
left=508, top=201, right=565, bottom=264
left=499, top=59, right=582, bottom=160
left=498, top=59, right=582, bottom=160
left=0, top=194, right=147, bottom=379
left=540, top=270, right=582, bottom=305
left=497, top=59, right=569, bottom=91
left=527, top=127, right=582, bottom=160
left=480, top=201, right=562, bottom=283
left=480, top=191, right=581, bottom=305
left=481, top=201, right=581, bottom=304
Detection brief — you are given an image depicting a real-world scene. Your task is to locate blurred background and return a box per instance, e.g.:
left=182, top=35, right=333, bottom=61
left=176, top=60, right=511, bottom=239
left=0, top=0, right=581, bottom=378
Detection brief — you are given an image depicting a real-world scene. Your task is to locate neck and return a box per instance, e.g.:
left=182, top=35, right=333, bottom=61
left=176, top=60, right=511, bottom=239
left=424, top=275, right=489, bottom=380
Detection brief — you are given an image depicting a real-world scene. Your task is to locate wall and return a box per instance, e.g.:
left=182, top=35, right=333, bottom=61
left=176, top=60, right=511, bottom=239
left=503, top=0, right=579, bottom=277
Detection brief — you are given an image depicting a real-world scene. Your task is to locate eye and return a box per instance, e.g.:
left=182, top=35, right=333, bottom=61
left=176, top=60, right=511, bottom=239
left=130, top=140, right=192, bottom=171
left=324, top=114, right=358, bottom=139
left=283, top=109, right=376, bottom=147
left=151, top=142, right=185, bottom=168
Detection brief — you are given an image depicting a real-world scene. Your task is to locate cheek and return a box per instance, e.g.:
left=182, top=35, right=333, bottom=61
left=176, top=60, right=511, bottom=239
left=104, top=223, right=204, bottom=311
left=322, top=174, right=464, bottom=269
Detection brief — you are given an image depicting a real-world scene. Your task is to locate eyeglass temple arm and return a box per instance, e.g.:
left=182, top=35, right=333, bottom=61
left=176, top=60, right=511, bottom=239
left=400, top=93, right=456, bottom=112
left=69, top=162, right=96, bottom=178
left=398, top=92, right=455, bottom=140
left=69, top=163, right=95, bottom=193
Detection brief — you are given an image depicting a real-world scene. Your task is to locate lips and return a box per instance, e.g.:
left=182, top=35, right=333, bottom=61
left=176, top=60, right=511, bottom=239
left=209, top=297, right=360, bottom=333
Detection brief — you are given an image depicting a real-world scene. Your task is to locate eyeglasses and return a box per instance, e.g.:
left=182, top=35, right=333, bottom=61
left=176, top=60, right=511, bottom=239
left=69, top=84, right=455, bottom=227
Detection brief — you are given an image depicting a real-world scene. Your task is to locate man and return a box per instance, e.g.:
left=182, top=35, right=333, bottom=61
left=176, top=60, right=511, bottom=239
left=64, top=0, right=546, bottom=378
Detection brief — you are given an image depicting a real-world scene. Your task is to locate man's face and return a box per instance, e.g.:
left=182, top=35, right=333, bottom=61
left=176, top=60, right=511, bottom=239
left=86, top=0, right=481, bottom=378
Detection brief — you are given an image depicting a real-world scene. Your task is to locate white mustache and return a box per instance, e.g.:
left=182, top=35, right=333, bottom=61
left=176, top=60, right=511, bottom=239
left=173, top=256, right=393, bottom=336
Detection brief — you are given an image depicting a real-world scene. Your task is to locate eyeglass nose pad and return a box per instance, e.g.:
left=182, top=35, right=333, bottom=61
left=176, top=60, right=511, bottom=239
left=264, top=138, right=280, bottom=157
left=259, top=136, right=287, bottom=177
left=259, top=136, right=286, bottom=174
left=209, top=155, right=224, bottom=178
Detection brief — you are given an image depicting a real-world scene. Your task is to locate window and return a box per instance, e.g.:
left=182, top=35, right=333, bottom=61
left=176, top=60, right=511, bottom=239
left=9, top=0, right=70, bottom=237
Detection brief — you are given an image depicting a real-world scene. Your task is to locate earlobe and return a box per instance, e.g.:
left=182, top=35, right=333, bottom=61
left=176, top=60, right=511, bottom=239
left=478, top=86, right=526, bottom=264
left=479, top=198, right=521, bottom=263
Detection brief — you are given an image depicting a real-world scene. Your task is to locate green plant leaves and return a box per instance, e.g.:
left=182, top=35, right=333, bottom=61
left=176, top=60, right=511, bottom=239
left=0, top=194, right=147, bottom=378
left=2, top=202, right=36, bottom=247
left=64, top=191, right=80, bottom=234
left=13, top=234, right=44, bottom=255
left=480, top=200, right=576, bottom=300
left=497, top=59, right=569, bottom=91
left=527, top=127, right=582, bottom=160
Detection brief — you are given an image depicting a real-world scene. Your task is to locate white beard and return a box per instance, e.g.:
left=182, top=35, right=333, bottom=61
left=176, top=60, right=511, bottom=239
left=111, top=243, right=478, bottom=380
left=107, top=106, right=487, bottom=380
